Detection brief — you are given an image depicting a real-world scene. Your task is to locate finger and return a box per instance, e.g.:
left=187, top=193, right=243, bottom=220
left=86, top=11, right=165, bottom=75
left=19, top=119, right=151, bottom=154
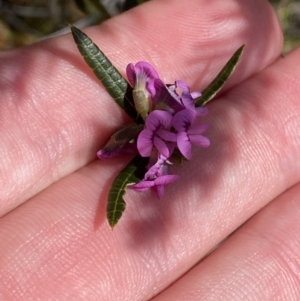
left=1, top=46, right=300, bottom=299
left=0, top=0, right=282, bottom=215
left=151, top=182, right=300, bottom=301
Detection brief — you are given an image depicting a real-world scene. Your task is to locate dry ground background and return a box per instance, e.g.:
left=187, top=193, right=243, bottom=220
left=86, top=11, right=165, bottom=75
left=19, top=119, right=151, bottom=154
left=0, top=0, right=299, bottom=52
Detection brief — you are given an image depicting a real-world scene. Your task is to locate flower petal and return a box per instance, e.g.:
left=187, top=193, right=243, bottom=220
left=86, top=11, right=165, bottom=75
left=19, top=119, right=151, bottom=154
left=175, top=80, right=190, bottom=93
left=146, top=110, right=173, bottom=131
left=191, top=92, right=202, bottom=99
left=129, top=180, right=154, bottom=191
left=126, top=63, right=136, bottom=87
left=153, top=79, right=184, bottom=113
left=153, top=136, right=170, bottom=158
left=174, top=80, right=194, bottom=109
left=154, top=174, right=180, bottom=185
left=135, top=61, right=160, bottom=81
left=173, top=109, right=196, bottom=132
left=145, top=163, right=161, bottom=180
left=166, top=83, right=181, bottom=103
left=127, top=61, right=160, bottom=94
left=189, top=135, right=210, bottom=147
left=137, top=129, right=154, bottom=157
left=156, top=129, right=177, bottom=142
left=177, top=131, right=192, bottom=159
left=146, top=80, right=156, bottom=98
left=181, top=93, right=195, bottom=110
left=145, top=157, right=167, bottom=180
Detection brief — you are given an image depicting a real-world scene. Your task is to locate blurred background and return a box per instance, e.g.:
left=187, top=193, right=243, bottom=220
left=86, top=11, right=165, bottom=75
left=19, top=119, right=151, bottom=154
left=0, top=0, right=299, bottom=52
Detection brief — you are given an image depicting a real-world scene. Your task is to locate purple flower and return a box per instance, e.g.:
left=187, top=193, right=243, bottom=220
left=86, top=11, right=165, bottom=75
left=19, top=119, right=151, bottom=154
left=129, top=154, right=179, bottom=199
left=144, top=148, right=173, bottom=178
left=126, top=61, right=159, bottom=95
left=126, top=62, right=160, bottom=119
left=173, top=80, right=208, bottom=116
left=175, top=80, right=194, bottom=107
left=151, top=79, right=208, bottom=117
left=137, top=110, right=177, bottom=158
left=152, top=79, right=184, bottom=114
left=173, top=109, right=210, bottom=159
left=130, top=174, right=179, bottom=199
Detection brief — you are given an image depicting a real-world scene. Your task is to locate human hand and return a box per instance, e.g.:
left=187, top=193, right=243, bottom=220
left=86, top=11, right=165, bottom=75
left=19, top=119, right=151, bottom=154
left=1, top=0, right=299, bottom=300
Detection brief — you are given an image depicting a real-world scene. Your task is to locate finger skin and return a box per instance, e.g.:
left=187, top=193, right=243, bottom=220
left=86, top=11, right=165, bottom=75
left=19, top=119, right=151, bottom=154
left=151, top=183, right=300, bottom=301
left=0, top=0, right=282, bottom=215
left=1, top=35, right=300, bottom=301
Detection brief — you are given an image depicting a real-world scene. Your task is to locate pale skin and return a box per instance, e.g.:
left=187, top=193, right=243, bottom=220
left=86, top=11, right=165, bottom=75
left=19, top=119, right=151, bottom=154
left=1, top=0, right=300, bottom=299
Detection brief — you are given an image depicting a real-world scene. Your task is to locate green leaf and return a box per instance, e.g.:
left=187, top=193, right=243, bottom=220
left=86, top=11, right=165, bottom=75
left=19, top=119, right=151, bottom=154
left=70, top=25, right=142, bottom=124
left=195, top=45, right=245, bottom=106
left=107, top=156, right=148, bottom=228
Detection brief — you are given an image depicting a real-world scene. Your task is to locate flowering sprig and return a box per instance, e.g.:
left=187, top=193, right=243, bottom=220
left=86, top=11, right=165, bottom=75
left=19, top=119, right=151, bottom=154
left=71, top=25, right=244, bottom=228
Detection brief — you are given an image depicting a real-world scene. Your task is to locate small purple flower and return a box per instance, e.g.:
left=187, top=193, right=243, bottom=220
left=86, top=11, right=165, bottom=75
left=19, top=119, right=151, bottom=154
left=144, top=149, right=173, bottom=178
left=130, top=174, right=179, bottom=199
left=174, top=80, right=208, bottom=116
left=152, top=79, right=184, bottom=114
left=173, top=109, right=210, bottom=159
left=129, top=154, right=179, bottom=199
left=174, top=80, right=195, bottom=109
left=137, top=110, right=177, bottom=158
left=126, top=62, right=160, bottom=119
left=126, top=61, right=159, bottom=95
left=151, top=79, right=207, bottom=117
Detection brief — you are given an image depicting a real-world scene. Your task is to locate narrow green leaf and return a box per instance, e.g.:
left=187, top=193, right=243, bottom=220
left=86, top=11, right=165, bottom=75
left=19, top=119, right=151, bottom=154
left=195, top=45, right=245, bottom=106
left=70, top=25, right=142, bottom=123
left=107, top=156, right=148, bottom=228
